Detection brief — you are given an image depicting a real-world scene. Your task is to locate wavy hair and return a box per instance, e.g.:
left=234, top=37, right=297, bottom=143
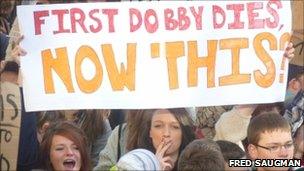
left=40, top=121, right=91, bottom=171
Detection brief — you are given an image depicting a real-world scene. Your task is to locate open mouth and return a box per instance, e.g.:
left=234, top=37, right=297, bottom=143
left=63, top=159, right=76, bottom=169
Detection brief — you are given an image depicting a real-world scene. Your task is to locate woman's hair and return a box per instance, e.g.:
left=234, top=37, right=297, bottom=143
left=76, top=110, right=110, bottom=145
left=137, top=108, right=196, bottom=154
left=36, top=111, right=66, bottom=130
left=125, top=109, right=145, bottom=151
left=40, top=121, right=91, bottom=171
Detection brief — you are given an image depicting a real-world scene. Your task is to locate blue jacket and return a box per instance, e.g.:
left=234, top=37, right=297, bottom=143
left=17, top=88, right=40, bottom=171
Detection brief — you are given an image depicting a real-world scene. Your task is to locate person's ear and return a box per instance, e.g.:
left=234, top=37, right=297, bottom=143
left=247, top=144, right=258, bottom=159
left=41, top=122, right=50, bottom=134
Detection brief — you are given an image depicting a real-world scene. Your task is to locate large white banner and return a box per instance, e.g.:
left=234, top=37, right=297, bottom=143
left=17, top=1, right=292, bottom=111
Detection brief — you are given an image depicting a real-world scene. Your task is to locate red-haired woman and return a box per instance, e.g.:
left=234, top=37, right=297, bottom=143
left=40, top=121, right=91, bottom=171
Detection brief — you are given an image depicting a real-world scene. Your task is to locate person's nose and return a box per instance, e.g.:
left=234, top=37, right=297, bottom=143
left=65, top=147, right=75, bottom=156
left=163, top=125, right=171, bottom=138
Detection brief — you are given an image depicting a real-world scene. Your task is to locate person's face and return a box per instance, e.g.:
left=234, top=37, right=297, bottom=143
left=289, top=74, right=304, bottom=92
left=298, top=75, right=304, bottom=90
left=149, top=109, right=182, bottom=155
left=248, top=130, right=294, bottom=171
left=252, top=130, right=294, bottom=159
left=289, top=78, right=302, bottom=93
left=50, top=135, right=81, bottom=171
left=294, top=125, right=304, bottom=156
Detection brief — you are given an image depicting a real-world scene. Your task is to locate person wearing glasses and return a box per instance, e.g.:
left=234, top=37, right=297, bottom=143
left=247, top=112, right=294, bottom=171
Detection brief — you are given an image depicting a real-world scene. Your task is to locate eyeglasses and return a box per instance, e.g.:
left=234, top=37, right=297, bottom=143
left=254, top=142, right=294, bottom=153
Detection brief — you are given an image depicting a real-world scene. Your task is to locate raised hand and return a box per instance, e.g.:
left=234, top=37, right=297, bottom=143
left=11, top=35, right=26, bottom=65
left=155, top=139, right=174, bottom=171
left=284, top=42, right=295, bottom=60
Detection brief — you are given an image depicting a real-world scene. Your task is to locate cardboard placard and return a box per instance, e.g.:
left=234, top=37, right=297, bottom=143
left=0, top=82, right=21, bottom=171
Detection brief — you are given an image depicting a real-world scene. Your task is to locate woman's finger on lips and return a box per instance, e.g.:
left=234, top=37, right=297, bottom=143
left=156, top=140, right=166, bottom=156
left=158, top=140, right=172, bottom=157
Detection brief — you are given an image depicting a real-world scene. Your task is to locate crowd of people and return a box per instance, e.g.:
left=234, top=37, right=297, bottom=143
left=1, top=0, right=303, bottom=171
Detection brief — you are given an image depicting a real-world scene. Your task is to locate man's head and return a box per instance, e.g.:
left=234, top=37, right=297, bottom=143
left=178, top=139, right=225, bottom=171
left=216, top=140, right=246, bottom=170
left=247, top=113, right=293, bottom=159
left=247, top=113, right=294, bottom=170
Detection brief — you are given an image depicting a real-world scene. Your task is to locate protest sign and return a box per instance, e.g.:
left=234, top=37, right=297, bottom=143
left=0, top=82, right=21, bottom=171
left=17, top=1, right=292, bottom=111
